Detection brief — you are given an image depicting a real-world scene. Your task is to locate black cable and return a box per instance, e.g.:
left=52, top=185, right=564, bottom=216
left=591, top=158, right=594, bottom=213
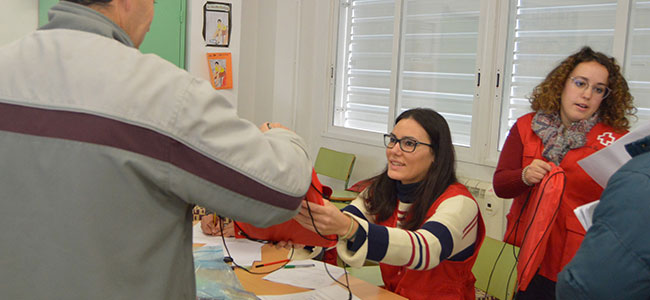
left=484, top=169, right=566, bottom=300
left=508, top=170, right=566, bottom=300
left=514, top=170, right=565, bottom=291
left=485, top=189, right=532, bottom=298
left=307, top=182, right=352, bottom=299
left=218, top=217, right=295, bottom=275
left=506, top=189, right=534, bottom=300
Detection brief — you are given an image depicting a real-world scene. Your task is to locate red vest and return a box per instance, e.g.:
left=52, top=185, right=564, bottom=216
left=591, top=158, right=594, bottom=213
left=507, top=112, right=626, bottom=282
left=378, top=183, right=485, bottom=300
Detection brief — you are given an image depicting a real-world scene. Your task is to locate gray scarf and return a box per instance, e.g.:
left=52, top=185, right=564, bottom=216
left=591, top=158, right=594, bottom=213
left=39, top=1, right=134, bottom=48
left=531, top=111, right=598, bottom=165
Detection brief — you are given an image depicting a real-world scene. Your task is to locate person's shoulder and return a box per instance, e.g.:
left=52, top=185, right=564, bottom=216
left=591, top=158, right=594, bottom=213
left=614, top=151, right=650, bottom=179
left=598, top=152, right=650, bottom=214
left=517, top=112, right=535, bottom=124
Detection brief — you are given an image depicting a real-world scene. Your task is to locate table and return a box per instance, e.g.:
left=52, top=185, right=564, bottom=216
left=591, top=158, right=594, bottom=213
left=192, top=220, right=405, bottom=299
left=235, top=244, right=406, bottom=299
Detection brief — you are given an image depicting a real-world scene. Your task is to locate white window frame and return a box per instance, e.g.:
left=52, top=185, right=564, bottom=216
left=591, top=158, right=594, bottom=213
left=326, top=0, right=648, bottom=168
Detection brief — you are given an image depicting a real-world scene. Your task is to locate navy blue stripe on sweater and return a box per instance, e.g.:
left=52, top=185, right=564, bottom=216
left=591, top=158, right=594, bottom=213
left=412, top=231, right=425, bottom=269
left=448, top=243, right=475, bottom=261
left=342, top=205, right=367, bottom=221
left=422, top=221, right=453, bottom=261
left=364, top=223, right=389, bottom=261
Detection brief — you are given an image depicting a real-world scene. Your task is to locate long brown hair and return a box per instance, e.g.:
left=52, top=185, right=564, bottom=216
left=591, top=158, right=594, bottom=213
left=530, top=46, right=636, bottom=131
left=364, top=108, right=457, bottom=230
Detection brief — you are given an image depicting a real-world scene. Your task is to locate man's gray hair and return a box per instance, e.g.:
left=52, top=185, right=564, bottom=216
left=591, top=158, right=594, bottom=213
left=63, top=0, right=112, bottom=5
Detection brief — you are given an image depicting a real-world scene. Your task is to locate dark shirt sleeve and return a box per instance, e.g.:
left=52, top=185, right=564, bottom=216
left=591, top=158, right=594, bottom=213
left=493, top=122, right=532, bottom=198
left=557, top=162, right=650, bottom=300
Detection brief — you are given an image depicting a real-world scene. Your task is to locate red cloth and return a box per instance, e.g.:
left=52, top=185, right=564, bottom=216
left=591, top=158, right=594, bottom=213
left=515, top=164, right=566, bottom=291
left=378, top=183, right=485, bottom=300
left=233, top=169, right=337, bottom=247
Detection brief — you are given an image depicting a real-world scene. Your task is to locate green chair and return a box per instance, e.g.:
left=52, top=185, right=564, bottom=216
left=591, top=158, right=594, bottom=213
left=314, top=147, right=358, bottom=202
left=347, top=265, right=384, bottom=287
left=472, top=237, right=519, bottom=300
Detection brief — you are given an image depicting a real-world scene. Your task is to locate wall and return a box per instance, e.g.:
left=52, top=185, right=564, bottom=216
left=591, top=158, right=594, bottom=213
left=186, top=0, right=242, bottom=107
left=238, top=0, right=304, bottom=133
left=241, top=0, right=498, bottom=185
left=0, top=1, right=37, bottom=46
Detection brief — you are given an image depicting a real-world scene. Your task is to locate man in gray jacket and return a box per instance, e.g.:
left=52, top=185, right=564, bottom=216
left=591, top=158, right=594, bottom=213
left=0, top=0, right=312, bottom=299
left=556, top=134, right=650, bottom=299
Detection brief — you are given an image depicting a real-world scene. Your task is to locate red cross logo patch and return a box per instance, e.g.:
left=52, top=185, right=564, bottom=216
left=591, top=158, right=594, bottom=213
left=597, top=132, right=616, bottom=146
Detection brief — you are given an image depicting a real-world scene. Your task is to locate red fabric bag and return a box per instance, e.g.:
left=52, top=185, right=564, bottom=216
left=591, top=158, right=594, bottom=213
left=233, top=169, right=338, bottom=247
left=511, top=164, right=566, bottom=291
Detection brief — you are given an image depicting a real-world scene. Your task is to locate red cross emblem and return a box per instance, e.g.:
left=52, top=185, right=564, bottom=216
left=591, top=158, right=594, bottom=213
left=597, top=132, right=615, bottom=146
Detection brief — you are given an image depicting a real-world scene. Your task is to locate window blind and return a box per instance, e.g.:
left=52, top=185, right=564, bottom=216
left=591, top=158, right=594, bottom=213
left=335, top=0, right=480, bottom=146
left=627, top=0, right=650, bottom=129
left=397, top=0, right=480, bottom=147
left=334, top=0, right=396, bottom=133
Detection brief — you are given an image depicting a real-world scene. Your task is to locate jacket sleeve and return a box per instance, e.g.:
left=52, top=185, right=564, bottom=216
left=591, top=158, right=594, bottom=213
left=493, top=121, right=532, bottom=198
left=165, top=76, right=312, bottom=228
left=556, top=158, right=650, bottom=300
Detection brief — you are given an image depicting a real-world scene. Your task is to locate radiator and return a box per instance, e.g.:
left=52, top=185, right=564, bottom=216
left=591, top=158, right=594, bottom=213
left=458, top=177, right=513, bottom=240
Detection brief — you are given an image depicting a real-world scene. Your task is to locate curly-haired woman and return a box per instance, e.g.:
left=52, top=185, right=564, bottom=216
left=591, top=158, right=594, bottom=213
left=493, top=46, right=636, bottom=299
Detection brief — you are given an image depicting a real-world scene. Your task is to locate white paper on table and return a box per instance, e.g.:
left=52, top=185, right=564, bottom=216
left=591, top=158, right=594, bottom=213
left=578, top=122, right=650, bottom=188
left=262, top=260, right=346, bottom=290
left=257, top=284, right=361, bottom=300
left=192, top=223, right=263, bottom=266
left=574, top=200, right=599, bottom=231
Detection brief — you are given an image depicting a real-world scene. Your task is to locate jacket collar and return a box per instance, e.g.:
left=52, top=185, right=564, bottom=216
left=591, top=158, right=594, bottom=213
left=625, top=135, right=650, bottom=158
left=39, top=1, right=134, bottom=48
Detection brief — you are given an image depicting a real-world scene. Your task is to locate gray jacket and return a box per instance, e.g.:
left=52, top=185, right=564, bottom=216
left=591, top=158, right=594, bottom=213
left=0, top=2, right=311, bottom=299
left=556, top=134, right=650, bottom=300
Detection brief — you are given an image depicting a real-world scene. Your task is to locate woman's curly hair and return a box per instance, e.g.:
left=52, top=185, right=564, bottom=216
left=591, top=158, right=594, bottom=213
left=530, top=46, right=636, bottom=131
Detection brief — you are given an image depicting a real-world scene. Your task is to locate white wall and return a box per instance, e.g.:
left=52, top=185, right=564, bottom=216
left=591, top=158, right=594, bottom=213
left=186, top=0, right=242, bottom=107
left=240, top=0, right=497, bottom=185
left=0, top=1, right=38, bottom=46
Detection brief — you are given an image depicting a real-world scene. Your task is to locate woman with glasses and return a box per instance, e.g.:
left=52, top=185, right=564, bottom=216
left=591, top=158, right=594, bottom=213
left=294, top=108, right=485, bottom=300
left=493, top=46, right=636, bottom=300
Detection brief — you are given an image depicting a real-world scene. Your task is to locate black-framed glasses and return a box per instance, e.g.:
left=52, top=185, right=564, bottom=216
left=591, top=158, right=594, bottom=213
left=569, top=76, right=611, bottom=99
left=383, top=134, right=432, bottom=153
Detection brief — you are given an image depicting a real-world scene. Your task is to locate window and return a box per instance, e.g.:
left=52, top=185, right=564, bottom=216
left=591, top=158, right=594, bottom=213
left=333, top=0, right=396, bottom=133
left=333, top=0, right=484, bottom=149
left=331, top=0, right=650, bottom=166
left=626, top=0, right=650, bottom=127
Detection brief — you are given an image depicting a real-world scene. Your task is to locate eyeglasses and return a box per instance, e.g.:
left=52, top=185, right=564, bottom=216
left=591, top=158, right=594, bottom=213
left=383, top=134, right=432, bottom=153
left=569, top=76, right=611, bottom=99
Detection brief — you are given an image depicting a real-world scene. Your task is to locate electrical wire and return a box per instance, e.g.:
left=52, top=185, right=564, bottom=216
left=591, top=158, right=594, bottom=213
left=514, top=170, right=565, bottom=292
left=216, top=180, right=354, bottom=300
left=484, top=170, right=566, bottom=300
left=306, top=182, right=353, bottom=299
left=485, top=190, right=532, bottom=298
left=219, top=217, right=295, bottom=275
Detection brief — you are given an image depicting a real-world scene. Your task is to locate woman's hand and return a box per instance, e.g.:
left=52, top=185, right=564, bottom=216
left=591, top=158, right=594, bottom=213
left=200, top=214, right=235, bottom=237
left=523, top=159, right=552, bottom=185
left=294, top=199, right=356, bottom=238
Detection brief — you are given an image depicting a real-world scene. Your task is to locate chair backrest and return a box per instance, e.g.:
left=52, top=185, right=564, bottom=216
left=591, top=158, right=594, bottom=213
left=314, top=147, right=356, bottom=189
left=472, top=237, right=519, bottom=300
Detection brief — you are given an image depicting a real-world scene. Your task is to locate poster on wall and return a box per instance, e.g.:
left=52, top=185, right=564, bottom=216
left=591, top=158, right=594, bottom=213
left=206, top=52, right=233, bottom=90
left=203, top=2, right=231, bottom=47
